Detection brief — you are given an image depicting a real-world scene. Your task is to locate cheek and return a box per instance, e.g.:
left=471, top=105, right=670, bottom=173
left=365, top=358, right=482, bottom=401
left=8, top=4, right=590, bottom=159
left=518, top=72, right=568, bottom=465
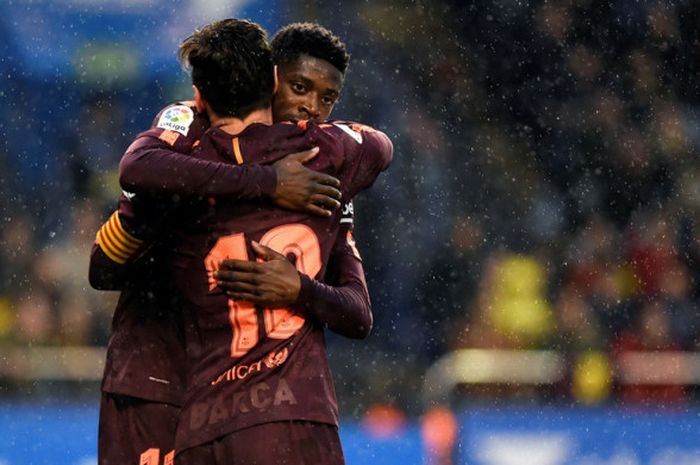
left=274, top=90, right=301, bottom=112
left=319, top=104, right=336, bottom=121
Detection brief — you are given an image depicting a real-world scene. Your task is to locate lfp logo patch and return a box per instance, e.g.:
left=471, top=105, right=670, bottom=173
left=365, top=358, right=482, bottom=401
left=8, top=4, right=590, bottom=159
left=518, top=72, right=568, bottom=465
left=157, top=105, right=194, bottom=135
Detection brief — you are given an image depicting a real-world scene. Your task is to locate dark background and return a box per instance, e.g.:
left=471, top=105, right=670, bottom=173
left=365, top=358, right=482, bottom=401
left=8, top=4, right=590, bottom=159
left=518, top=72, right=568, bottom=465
left=2, top=0, right=700, bottom=417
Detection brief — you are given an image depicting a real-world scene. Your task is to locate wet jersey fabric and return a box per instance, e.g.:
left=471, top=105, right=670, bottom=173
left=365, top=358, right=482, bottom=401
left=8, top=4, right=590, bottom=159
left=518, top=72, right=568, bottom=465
left=171, top=121, right=392, bottom=451
left=98, top=242, right=188, bottom=405
left=96, top=102, right=211, bottom=405
left=174, top=421, right=344, bottom=465
left=98, top=393, right=179, bottom=465
left=96, top=102, right=278, bottom=404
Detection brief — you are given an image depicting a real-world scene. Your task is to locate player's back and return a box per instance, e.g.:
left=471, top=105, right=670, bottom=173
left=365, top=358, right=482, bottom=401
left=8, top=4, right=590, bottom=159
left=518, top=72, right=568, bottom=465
left=101, top=241, right=187, bottom=404
left=170, top=120, right=392, bottom=452
left=95, top=101, right=209, bottom=406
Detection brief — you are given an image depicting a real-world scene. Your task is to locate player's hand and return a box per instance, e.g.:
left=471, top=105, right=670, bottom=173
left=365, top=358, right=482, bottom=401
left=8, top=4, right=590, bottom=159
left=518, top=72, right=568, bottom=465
left=214, top=241, right=302, bottom=307
left=271, top=147, right=342, bottom=217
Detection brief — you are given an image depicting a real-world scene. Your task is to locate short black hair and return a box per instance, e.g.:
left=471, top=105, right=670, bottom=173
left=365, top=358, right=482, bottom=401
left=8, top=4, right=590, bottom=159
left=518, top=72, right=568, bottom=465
left=271, top=22, right=350, bottom=74
left=178, top=19, right=274, bottom=118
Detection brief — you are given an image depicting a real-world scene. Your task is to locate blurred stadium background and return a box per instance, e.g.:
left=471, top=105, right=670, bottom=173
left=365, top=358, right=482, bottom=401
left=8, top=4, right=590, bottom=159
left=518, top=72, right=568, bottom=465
left=3, top=0, right=700, bottom=463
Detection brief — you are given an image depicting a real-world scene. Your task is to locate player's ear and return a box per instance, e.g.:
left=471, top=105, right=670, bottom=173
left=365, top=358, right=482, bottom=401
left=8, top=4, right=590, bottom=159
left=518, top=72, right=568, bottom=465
left=273, top=65, right=279, bottom=95
left=193, top=85, right=206, bottom=113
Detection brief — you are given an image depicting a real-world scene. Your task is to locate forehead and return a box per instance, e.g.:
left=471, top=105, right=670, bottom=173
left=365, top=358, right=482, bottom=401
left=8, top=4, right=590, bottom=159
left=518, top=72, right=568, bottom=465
left=279, top=54, right=343, bottom=89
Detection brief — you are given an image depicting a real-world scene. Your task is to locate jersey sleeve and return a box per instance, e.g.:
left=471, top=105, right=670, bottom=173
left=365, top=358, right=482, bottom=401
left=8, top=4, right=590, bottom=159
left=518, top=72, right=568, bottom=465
left=88, top=176, right=183, bottom=290
left=330, top=122, right=393, bottom=200
left=89, top=243, right=126, bottom=290
left=89, top=194, right=150, bottom=290
left=119, top=103, right=277, bottom=198
left=293, top=202, right=373, bottom=339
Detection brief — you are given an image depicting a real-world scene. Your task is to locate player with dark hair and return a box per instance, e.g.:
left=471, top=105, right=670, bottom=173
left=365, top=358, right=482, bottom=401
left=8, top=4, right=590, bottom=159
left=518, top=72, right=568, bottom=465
left=91, top=20, right=379, bottom=465
left=272, top=22, right=350, bottom=73
left=163, top=18, right=391, bottom=464
left=178, top=19, right=276, bottom=119
left=215, top=22, right=357, bottom=314
left=270, top=22, right=349, bottom=122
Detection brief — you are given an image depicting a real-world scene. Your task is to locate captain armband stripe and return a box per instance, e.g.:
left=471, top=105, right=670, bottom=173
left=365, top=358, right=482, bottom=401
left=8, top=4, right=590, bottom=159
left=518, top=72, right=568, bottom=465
left=95, top=211, right=143, bottom=264
left=96, top=229, right=129, bottom=264
left=96, top=226, right=137, bottom=264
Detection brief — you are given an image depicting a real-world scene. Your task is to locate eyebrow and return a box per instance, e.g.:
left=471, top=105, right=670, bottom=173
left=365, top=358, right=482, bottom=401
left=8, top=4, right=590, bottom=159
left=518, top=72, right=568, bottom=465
left=287, top=73, right=311, bottom=84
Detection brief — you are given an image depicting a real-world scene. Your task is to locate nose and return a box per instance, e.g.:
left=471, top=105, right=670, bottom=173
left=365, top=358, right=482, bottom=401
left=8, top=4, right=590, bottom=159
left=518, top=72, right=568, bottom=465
left=300, top=97, right=321, bottom=120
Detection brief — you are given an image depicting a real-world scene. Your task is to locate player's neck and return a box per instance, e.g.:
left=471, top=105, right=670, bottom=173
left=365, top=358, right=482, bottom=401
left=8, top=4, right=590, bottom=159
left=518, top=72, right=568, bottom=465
left=210, top=107, right=273, bottom=135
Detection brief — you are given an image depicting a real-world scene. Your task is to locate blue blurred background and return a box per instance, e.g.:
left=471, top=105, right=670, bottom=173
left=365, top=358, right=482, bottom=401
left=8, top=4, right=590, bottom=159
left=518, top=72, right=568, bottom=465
left=4, top=0, right=700, bottom=463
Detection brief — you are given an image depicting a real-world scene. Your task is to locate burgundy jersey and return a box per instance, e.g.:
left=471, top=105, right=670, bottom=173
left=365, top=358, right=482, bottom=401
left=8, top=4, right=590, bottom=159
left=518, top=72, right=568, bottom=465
left=96, top=102, right=210, bottom=405
left=171, top=121, right=392, bottom=451
left=96, top=101, right=276, bottom=404
left=93, top=102, right=375, bottom=406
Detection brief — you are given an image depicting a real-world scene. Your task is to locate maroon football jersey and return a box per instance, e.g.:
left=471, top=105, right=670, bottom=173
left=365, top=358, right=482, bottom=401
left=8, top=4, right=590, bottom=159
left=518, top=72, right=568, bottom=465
left=97, top=102, right=210, bottom=405
left=94, top=103, right=378, bottom=407
left=171, top=121, right=392, bottom=451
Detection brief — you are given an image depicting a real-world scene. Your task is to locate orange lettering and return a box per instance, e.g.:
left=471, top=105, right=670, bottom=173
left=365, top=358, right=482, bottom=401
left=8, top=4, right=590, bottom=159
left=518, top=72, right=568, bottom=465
left=158, top=129, right=180, bottom=146
left=259, top=224, right=321, bottom=339
left=139, top=449, right=160, bottom=465
left=236, top=364, right=249, bottom=379
left=205, top=224, right=322, bottom=359
left=205, top=233, right=259, bottom=357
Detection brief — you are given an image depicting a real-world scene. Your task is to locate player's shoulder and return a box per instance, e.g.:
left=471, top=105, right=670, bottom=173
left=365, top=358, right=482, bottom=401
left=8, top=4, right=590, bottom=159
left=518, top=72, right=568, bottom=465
left=152, top=101, right=196, bottom=124
left=314, top=120, right=384, bottom=145
left=152, top=101, right=209, bottom=138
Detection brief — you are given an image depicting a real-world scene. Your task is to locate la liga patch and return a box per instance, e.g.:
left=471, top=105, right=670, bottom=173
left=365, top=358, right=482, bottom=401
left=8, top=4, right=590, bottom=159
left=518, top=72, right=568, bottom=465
left=157, top=105, right=194, bottom=136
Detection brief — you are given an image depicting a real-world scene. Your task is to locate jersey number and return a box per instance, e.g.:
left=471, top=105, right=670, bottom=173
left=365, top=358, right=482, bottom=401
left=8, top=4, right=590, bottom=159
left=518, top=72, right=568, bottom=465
left=139, top=449, right=174, bottom=465
left=204, top=224, right=322, bottom=358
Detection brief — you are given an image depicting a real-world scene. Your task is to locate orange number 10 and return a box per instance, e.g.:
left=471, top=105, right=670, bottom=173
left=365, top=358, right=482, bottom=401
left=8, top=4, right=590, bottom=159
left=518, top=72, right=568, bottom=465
left=204, top=224, right=322, bottom=358
left=139, top=449, right=174, bottom=465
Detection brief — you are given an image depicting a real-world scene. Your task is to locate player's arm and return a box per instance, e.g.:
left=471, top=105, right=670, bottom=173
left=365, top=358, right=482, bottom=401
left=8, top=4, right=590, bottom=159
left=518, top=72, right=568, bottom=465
left=296, top=224, right=373, bottom=338
left=88, top=219, right=142, bottom=290
left=120, top=128, right=275, bottom=198
left=119, top=102, right=270, bottom=197
left=89, top=243, right=124, bottom=290
left=88, top=196, right=152, bottom=290
left=214, top=204, right=373, bottom=339
left=214, top=237, right=372, bottom=339
left=330, top=121, right=393, bottom=200
left=119, top=104, right=342, bottom=216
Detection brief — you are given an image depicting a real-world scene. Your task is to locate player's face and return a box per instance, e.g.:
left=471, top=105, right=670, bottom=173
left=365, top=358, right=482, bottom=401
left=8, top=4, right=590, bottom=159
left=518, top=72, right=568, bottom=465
left=272, top=54, right=344, bottom=122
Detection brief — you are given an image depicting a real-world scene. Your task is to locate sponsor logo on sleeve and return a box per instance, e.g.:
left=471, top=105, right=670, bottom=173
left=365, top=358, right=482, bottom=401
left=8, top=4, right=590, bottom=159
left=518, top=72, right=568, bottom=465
left=157, top=105, right=194, bottom=136
left=340, top=201, right=354, bottom=225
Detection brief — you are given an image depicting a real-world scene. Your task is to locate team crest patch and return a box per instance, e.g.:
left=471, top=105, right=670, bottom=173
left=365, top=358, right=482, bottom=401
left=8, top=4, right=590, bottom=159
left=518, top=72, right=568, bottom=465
left=264, top=348, right=289, bottom=368
left=157, top=105, right=194, bottom=136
